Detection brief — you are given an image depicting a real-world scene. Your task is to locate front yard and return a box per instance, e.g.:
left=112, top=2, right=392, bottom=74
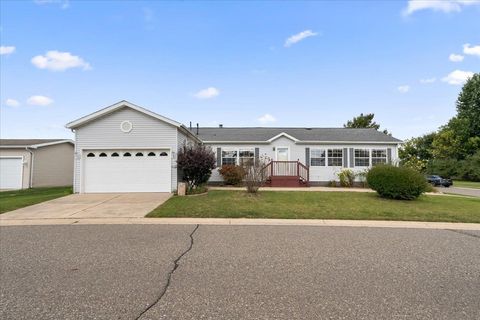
left=0, top=187, right=73, bottom=214
left=148, top=190, right=480, bottom=223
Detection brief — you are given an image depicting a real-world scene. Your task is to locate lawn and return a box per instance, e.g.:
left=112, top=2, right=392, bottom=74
left=147, top=190, right=480, bottom=223
left=453, top=180, right=480, bottom=189
left=0, top=187, right=73, bottom=214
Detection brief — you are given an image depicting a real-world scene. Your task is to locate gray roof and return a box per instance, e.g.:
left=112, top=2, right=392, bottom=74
left=191, top=127, right=402, bottom=143
left=0, top=139, right=69, bottom=147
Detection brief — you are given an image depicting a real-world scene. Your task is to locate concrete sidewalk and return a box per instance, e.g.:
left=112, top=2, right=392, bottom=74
left=1, top=217, right=479, bottom=230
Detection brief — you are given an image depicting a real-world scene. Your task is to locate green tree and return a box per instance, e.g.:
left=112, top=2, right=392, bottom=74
left=456, top=73, right=480, bottom=138
left=399, top=133, right=436, bottom=171
left=344, top=113, right=390, bottom=134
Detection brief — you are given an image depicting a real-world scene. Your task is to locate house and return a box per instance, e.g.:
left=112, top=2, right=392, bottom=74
left=0, top=139, right=74, bottom=190
left=66, top=100, right=402, bottom=193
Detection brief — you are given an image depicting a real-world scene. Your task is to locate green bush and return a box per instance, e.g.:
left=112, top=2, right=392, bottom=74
left=337, top=169, right=355, bottom=187
left=367, top=164, right=428, bottom=200
left=459, top=151, right=480, bottom=181
left=219, top=165, right=245, bottom=185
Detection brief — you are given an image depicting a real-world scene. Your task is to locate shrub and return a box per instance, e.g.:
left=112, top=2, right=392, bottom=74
left=219, top=165, right=245, bottom=185
left=356, top=169, right=369, bottom=188
left=459, top=151, right=480, bottom=181
left=328, top=180, right=337, bottom=187
left=337, top=169, right=355, bottom=187
left=367, top=164, right=428, bottom=200
left=244, top=156, right=268, bottom=194
left=177, top=144, right=216, bottom=191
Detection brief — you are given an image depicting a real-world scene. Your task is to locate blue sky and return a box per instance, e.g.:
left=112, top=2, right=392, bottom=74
left=1, top=0, right=479, bottom=140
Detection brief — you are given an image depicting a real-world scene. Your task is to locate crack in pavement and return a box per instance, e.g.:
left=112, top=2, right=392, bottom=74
left=135, top=224, right=200, bottom=320
left=447, top=229, right=480, bottom=239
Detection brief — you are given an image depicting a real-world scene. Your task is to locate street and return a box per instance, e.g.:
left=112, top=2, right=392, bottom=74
left=1, top=225, right=479, bottom=319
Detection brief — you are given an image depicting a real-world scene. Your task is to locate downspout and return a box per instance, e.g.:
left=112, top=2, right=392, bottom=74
left=25, top=147, right=34, bottom=188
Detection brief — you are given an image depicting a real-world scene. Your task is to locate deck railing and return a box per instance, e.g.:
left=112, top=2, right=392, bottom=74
left=263, top=160, right=309, bottom=183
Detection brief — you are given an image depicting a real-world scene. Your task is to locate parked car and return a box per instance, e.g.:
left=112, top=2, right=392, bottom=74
left=426, top=175, right=453, bottom=187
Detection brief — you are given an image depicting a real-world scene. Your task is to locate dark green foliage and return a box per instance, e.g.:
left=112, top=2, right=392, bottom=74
left=459, top=151, right=480, bottom=181
left=177, top=144, right=216, bottom=190
left=344, top=113, right=390, bottom=135
left=219, top=165, right=245, bottom=185
left=456, top=73, right=480, bottom=138
left=367, top=164, right=428, bottom=200
left=426, top=158, right=459, bottom=178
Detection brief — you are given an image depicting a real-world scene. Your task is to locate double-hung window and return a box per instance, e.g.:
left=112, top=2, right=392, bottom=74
left=372, top=149, right=387, bottom=165
left=221, top=149, right=237, bottom=166
left=327, top=149, right=343, bottom=167
left=310, top=149, right=326, bottom=166
left=354, top=149, right=370, bottom=167
left=239, top=149, right=255, bottom=166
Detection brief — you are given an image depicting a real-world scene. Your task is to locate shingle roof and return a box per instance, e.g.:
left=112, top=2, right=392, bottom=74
left=0, top=139, right=68, bottom=147
left=190, top=127, right=402, bottom=143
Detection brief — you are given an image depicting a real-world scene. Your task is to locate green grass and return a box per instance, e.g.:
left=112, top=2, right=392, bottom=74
left=147, top=190, right=480, bottom=223
left=453, top=180, right=480, bottom=189
left=0, top=187, right=73, bottom=214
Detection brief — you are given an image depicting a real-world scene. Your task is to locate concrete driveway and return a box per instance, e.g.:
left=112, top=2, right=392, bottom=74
left=0, top=193, right=171, bottom=220
left=440, top=186, right=480, bottom=198
left=1, top=225, right=479, bottom=319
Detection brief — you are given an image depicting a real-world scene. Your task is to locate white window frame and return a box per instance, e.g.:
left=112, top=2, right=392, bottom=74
left=310, top=148, right=326, bottom=167
left=327, top=149, right=343, bottom=167
left=354, top=149, right=370, bottom=167
left=239, top=148, right=255, bottom=166
left=371, top=149, right=387, bottom=166
left=221, top=148, right=238, bottom=166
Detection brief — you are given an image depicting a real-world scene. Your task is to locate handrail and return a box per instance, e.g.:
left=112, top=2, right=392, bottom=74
left=263, top=160, right=309, bottom=185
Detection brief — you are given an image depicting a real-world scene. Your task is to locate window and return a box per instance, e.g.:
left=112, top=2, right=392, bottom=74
left=159, top=152, right=168, bottom=157
left=135, top=152, right=144, bottom=157
left=372, top=149, right=387, bottom=165
left=111, top=152, right=119, bottom=157
left=328, top=149, right=343, bottom=166
left=222, top=149, right=237, bottom=166
left=239, top=149, right=254, bottom=166
left=310, top=149, right=325, bottom=166
left=123, top=152, right=131, bottom=157
left=99, top=152, right=107, bottom=157
left=87, top=152, right=95, bottom=157
left=147, top=152, right=156, bottom=157
left=355, top=149, right=370, bottom=167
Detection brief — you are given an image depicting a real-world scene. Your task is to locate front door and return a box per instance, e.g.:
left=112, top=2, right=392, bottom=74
left=276, top=147, right=289, bottom=161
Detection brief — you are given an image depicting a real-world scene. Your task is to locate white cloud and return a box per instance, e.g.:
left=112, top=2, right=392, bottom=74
left=397, top=85, right=410, bottom=93
left=31, top=50, right=91, bottom=71
left=403, top=0, right=480, bottom=15
left=27, top=95, right=54, bottom=106
left=420, top=77, right=436, bottom=84
left=34, top=0, right=70, bottom=9
left=257, top=114, right=276, bottom=124
left=5, top=99, right=20, bottom=107
left=284, top=30, right=318, bottom=47
left=0, top=46, right=15, bottom=55
left=449, top=53, right=464, bottom=62
left=442, top=70, right=474, bottom=85
left=463, top=43, right=480, bottom=56
left=193, top=87, right=220, bottom=99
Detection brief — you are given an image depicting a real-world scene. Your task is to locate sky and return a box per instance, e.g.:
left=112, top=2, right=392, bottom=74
left=1, top=0, right=479, bottom=141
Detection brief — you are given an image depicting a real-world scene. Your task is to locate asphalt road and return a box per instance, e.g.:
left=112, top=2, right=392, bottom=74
left=1, top=225, right=479, bottom=320
left=440, top=186, right=480, bottom=198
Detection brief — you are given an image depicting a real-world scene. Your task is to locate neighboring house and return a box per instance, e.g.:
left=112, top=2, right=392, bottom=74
left=0, top=139, right=74, bottom=190
left=66, top=100, right=402, bottom=193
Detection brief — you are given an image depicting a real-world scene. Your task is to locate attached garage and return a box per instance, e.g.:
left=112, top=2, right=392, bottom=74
left=0, top=157, right=23, bottom=190
left=83, top=149, right=171, bottom=193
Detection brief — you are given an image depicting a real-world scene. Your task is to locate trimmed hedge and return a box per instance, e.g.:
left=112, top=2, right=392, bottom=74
left=366, top=164, right=428, bottom=200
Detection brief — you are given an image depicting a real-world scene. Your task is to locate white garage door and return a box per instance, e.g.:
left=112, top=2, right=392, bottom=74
left=83, top=150, right=171, bottom=193
left=0, top=157, right=23, bottom=190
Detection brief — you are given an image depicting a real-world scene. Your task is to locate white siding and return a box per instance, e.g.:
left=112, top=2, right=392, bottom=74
left=206, top=139, right=398, bottom=183
left=73, top=107, right=178, bottom=192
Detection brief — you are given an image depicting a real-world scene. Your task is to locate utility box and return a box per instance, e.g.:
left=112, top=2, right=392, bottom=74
left=177, top=182, right=187, bottom=196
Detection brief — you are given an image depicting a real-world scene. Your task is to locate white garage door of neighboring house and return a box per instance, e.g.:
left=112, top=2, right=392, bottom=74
left=83, top=150, right=171, bottom=193
left=0, top=157, right=23, bottom=190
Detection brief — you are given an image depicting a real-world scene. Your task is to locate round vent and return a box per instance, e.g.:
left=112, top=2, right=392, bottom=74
left=120, top=120, right=133, bottom=133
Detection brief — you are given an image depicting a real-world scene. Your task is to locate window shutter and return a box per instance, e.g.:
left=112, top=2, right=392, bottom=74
left=343, top=148, right=348, bottom=167
left=349, top=148, right=354, bottom=168
left=255, top=148, right=259, bottom=163
left=387, top=148, right=392, bottom=164
left=216, top=148, right=222, bottom=167
left=305, top=148, right=310, bottom=167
